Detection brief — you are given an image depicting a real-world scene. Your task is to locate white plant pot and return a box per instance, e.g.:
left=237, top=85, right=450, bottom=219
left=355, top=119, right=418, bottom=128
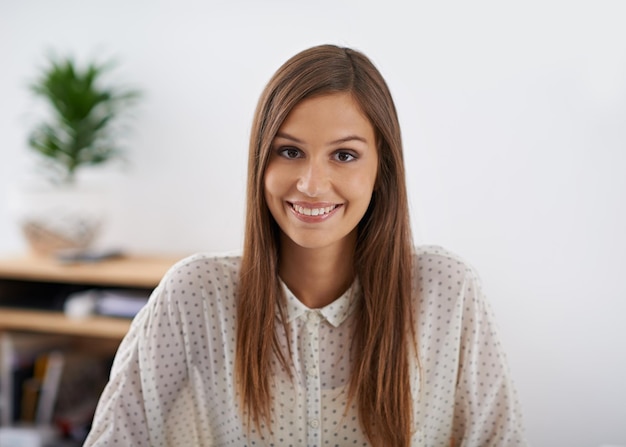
left=8, top=183, right=108, bottom=256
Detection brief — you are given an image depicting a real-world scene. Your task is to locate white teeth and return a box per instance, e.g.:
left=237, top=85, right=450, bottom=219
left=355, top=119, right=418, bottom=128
left=293, top=204, right=337, bottom=216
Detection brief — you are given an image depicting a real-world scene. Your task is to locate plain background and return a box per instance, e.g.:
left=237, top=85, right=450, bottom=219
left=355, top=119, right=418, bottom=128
left=1, top=1, right=625, bottom=445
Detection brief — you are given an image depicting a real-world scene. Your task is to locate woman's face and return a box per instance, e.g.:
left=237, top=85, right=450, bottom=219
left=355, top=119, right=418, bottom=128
left=264, top=92, right=378, bottom=253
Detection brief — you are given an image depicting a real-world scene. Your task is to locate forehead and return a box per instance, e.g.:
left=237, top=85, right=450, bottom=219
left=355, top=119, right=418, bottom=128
left=278, top=92, right=374, bottom=137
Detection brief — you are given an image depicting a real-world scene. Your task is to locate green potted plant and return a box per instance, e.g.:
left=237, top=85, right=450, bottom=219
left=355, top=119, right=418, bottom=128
left=11, top=54, right=140, bottom=256
left=28, top=56, right=140, bottom=184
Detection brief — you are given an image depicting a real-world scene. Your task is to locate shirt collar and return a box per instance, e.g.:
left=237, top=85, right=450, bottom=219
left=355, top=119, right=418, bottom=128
left=278, top=278, right=360, bottom=328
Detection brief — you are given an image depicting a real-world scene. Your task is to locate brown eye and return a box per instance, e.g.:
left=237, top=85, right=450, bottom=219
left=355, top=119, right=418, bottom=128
left=279, top=147, right=302, bottom=159
left=333, top=151, right=357, bottom=162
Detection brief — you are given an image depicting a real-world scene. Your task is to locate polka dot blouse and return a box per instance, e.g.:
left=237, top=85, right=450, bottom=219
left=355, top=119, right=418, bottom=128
left=84, top=245, right=527, bottom=446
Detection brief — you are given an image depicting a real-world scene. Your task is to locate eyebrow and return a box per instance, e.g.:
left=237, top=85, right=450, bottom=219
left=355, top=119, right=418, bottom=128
left=274, top=131, right=368, bottom=145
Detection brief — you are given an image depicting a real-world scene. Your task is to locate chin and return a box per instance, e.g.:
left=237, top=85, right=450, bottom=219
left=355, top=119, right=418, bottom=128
left=288, top=237, right=334, bottom=251
left=281, top=229, right=356, bottom=253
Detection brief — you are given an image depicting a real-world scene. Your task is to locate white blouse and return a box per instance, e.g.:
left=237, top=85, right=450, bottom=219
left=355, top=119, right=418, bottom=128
left=84, top=245, right=527, bottom=446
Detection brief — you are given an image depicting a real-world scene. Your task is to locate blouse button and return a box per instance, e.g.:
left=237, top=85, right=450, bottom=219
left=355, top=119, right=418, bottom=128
left=307, top=311, right=320, bottom=324
left=309, top=418, right=320, bottom=429
left=307, top=366, right=317, bottom=377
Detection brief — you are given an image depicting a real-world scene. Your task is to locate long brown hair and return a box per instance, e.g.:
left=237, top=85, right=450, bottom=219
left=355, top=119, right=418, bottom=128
left=236, top=44, right=415, bottom=446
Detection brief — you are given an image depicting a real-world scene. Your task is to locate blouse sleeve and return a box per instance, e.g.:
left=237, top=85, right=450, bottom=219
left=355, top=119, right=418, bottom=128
left=83, top=278, right=207, bottom=446
left=451, top=265, right=528, bottom=446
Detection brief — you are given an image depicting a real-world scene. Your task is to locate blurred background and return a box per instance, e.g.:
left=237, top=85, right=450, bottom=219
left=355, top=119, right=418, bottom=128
left=1, top=1, right=625, bottom=445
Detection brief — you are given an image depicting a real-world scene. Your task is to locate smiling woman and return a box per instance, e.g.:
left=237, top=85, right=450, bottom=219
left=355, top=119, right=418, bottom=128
left=83, top=44, right=528, bottom=447
left=264, top=92, right=379, bottom=274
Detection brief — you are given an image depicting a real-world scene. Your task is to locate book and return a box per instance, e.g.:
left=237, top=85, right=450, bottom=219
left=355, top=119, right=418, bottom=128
left=36, top=350, right=64, bottom=425
left=52, top=351, right=111, bottom=442
left=0, top=333, right=69, bottom=426
left=94, top=289, right=149, bottom=318
left=64, top=288, right=150, bottom=319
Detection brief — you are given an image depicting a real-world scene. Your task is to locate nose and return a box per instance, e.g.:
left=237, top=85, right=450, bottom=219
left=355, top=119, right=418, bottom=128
left=297, top=160, right=330, bottom=197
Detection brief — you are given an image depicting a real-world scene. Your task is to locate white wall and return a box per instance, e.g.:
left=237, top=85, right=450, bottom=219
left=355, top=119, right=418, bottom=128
left=1, top=1, right=625, bottom=445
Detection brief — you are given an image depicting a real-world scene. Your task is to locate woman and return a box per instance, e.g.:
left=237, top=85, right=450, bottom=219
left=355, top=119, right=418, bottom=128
left=84, top=45, right=526, bottom=446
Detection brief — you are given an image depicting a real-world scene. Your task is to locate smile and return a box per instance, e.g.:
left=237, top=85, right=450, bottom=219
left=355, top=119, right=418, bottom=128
left=291, top=203, right=338, bottom=216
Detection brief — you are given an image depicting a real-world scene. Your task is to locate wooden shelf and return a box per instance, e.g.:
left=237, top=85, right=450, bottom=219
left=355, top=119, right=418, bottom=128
left=0, top=308, right=131, bottom=340
left=0, top=254, right=181, bottom=288
left=0, top=252, right=184, bottom=430
left=0, top=253, right=184, bottom=340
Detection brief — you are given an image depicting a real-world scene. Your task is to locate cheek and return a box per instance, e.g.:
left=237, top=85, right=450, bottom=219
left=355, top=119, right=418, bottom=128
left=263, top=164, right=289, bottom=203
left=263, top=166, right=278, bottom=200
left=346, top=169, right=378, bottom=200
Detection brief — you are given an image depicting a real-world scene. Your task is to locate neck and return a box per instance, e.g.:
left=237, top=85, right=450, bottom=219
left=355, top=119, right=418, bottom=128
left=278, top=232, right=356, bottom=309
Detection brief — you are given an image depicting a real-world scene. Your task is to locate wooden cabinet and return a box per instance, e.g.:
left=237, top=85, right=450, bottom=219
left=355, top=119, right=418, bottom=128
left=0, top=254, right=180, bottom=344
left=0, top=254, right=180, bottom=439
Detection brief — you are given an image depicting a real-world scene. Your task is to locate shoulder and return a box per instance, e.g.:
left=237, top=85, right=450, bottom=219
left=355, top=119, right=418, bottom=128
left=155, top=251, right=242, bottom=304
left=412, top=245, right=478, bottom=278
left=411, top=245, right=483, bottom=298
left=164, top=251, right=242, bottom=282
left=410, top=246, right=490, bottom=341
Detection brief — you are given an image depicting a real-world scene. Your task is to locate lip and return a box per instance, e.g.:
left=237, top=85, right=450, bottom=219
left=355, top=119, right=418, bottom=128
left=287, top=201, right=342, bottom=223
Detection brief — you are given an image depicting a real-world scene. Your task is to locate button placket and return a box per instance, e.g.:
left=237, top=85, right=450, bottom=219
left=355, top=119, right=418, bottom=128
left=304, top=310, right=322, bottom=446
